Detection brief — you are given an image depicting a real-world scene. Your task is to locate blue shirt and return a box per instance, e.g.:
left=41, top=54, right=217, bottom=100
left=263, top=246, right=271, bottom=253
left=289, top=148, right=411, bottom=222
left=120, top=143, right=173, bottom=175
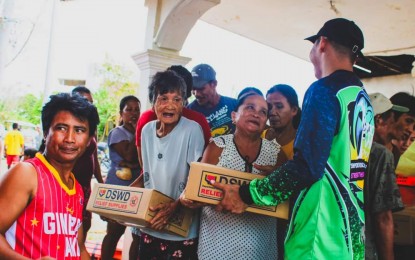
left=187, top=95, right=237, bottom=137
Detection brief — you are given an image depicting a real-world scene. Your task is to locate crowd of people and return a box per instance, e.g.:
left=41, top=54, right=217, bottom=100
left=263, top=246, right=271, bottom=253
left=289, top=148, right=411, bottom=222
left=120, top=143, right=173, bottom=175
left=0, top=17, right=415, bottom=260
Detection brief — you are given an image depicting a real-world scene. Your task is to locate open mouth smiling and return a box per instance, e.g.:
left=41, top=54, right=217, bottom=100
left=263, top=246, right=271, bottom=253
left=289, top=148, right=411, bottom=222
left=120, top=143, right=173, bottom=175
left=162, top=112, right=176, bottom=118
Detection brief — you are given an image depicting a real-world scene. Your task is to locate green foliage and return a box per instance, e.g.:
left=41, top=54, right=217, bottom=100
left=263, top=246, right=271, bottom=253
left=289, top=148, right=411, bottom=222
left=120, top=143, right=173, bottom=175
left=16, top=94, right=43, bottom=125
left=0, top=100, right=7, bottom=123
left=93, top=56, right=139, bottom=141
left=0, top=94, right=42, bottom=126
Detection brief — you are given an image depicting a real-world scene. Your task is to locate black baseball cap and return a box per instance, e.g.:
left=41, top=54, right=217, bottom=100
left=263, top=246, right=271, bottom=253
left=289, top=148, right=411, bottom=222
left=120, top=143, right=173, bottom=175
left=191, top=64, right=216, bottom=89
left=305, top=18, right=364, bottom=58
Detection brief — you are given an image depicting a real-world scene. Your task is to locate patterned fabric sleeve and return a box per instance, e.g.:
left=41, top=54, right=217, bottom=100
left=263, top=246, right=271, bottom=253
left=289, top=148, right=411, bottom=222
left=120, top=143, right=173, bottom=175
left=245, top=163, right=301, bottom=205
left=212, top=135, right=227, bottom=148
left=240, top=83, right=340, bottom=206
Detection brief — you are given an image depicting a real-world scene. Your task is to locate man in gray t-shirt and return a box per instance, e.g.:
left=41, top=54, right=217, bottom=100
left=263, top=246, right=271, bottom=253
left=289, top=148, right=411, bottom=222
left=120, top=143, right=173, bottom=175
left=365, top=93, right=407, bottom=259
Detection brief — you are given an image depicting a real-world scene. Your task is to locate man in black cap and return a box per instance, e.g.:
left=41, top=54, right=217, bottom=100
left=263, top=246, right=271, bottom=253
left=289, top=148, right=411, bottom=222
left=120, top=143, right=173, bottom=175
left=187, top=63, right=237, bottom=137
left=210, top=18, right=375, bottom=259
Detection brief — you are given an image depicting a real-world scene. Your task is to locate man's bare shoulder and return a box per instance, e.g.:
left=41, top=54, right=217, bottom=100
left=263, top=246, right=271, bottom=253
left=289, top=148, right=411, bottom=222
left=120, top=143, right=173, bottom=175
left=0, top=162, right=38, bottom=238
left=0, top=162, right=37, bottom=193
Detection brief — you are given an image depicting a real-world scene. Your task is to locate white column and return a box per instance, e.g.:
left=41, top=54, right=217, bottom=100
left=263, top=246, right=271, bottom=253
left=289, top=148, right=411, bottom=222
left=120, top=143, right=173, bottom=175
left=132, top=49, right=191, bottom=110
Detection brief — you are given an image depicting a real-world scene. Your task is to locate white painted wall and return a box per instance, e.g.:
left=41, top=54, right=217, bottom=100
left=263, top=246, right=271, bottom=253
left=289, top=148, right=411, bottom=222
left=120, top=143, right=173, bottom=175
left=363, top=74, right=415, bottom=97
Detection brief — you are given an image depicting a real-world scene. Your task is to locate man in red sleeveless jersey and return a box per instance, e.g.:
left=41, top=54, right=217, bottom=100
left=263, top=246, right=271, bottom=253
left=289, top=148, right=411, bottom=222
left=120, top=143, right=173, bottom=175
left=0, top=93, right=99, bottom=260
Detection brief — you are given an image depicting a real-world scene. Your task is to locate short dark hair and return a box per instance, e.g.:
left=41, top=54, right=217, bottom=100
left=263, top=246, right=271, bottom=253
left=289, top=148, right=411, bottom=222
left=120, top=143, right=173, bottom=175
left=266, top=84, right=302, bottom=129
left=390, top=92, right=415, bottom=118
left=168, top=65, right=192, bottom=99
left=238, top=87, right=263, bottom=99
left=24, top=148, right=38, bottom=158
left=119, top=95, right=140, bottom=112
left=71, top=85, right=91, bottom=95
left=148, top=70, right=187, bottom=104
left=234, top=92, right=268, bottom=116
left=316, top=37, right=357, bottom=63
left=41, top=93, right=100, bottom=137
left=12, top=123, right=18, bottom=129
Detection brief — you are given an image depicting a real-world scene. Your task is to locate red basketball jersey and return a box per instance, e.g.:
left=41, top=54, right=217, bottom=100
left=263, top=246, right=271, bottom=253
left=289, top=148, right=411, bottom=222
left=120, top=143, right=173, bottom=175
left=5, top=153, right=84, bottom=259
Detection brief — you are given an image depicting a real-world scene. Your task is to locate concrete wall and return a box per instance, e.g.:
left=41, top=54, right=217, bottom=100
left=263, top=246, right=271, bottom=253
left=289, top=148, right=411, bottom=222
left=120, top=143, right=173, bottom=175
left=363, top=73, right=415, bottom=98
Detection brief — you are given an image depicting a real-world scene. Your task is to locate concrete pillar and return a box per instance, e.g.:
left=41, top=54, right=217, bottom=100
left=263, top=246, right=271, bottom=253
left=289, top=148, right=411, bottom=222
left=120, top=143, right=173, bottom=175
left=132, top=49, right=191, bottom=109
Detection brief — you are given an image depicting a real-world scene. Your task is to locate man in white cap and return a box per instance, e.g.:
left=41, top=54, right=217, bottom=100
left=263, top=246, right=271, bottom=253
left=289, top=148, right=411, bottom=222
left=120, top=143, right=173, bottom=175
left=370, top=92, right=411, bottom=151
left=364, top=92, right=407, bottom=260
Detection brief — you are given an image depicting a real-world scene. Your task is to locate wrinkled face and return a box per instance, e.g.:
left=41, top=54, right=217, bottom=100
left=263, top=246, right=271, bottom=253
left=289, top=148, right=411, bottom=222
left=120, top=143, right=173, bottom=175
left=232, top=95, right=268, bottom=134
left=44, top=110, right=91, bottom=164
left=377, top=113, right=397, bottom=139
left=267, top=91, right=297, bottom=131
left=192, top=82, right=216, bottom=107
left=120, top=100, right=140, bottom=126
left=375, top=113, right=395, bottom=142
left=154, top=91, right=184, bottom=126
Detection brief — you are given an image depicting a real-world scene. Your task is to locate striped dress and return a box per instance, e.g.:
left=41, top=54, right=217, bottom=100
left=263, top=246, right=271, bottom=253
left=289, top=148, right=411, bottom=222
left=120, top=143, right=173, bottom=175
left=5, top=153, right=84, bottom=259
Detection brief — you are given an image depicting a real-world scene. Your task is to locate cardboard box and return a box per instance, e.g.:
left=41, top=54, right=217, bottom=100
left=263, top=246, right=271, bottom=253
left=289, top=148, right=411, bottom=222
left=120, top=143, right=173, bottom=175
left=185, top=162, right=289, bottom=219
left=394, top=206, right=415, bottom=245
left=87, top=183, right=193, bottom=237
left=394, top=213, right=415, bottom=245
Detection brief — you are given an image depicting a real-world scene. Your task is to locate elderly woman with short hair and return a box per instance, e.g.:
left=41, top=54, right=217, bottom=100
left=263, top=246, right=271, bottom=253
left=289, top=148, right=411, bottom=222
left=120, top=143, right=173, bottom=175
left=138, top=70, right=205, bottom=259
